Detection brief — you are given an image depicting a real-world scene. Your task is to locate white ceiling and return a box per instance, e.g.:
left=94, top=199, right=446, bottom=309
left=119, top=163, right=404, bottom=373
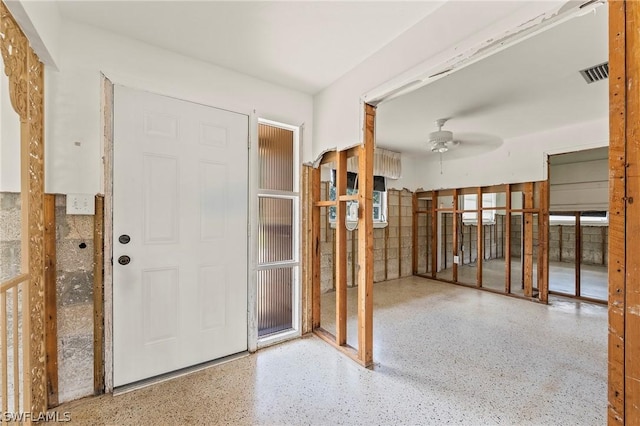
left=56, top=1, right=443, bottom=94
left=376, top=5, right=608, bottom=159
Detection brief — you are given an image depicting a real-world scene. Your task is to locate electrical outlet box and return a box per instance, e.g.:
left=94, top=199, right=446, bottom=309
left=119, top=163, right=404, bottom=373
left=453, top=255, right=460, bottom=264
left=66, top=193, right=95, bottom=215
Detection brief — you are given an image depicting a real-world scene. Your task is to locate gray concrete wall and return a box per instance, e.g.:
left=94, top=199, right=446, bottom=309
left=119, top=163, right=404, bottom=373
left=1, top=192, right=94, bottom=404
left=54, top=194, right=94, bottom=403
left=0, top=193, right=21, bottom=283
left=548, top=225, right=608, bottom=265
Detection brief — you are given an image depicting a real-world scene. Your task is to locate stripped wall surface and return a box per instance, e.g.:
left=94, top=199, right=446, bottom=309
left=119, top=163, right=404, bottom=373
left=319, top=187, right=414, bottom=292
left=54, top=195, right=94, bottom=403
left=2, top=193, right=94, bottom=403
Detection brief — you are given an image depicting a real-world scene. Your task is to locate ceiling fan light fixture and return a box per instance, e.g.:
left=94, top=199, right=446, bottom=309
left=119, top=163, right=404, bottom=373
left=431, top=141, right=449, bottom=153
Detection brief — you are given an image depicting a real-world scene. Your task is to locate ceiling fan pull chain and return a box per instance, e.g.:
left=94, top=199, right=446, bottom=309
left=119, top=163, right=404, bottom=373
left=440, top=152, right=443, bottom=174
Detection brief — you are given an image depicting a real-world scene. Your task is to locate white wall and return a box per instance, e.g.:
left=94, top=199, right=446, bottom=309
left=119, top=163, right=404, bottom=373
left=392, top=118, right=608, bottom=192
left=312, top=0, right=570, bottom=160
left=5, top=0, right=61, bottom=68
left=0, top=69, right=21, bottom=192
left=45, top=20, right=313, bottom=195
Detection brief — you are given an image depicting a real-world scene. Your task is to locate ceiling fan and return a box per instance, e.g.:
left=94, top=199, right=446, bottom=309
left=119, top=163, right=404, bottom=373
left=427, top=118, right=460, bottom=154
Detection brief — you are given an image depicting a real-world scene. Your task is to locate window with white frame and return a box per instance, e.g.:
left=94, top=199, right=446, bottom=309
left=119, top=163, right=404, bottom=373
left=462, top=193, right=497, bottom=225
left=328, top=171, right=387, bottom=226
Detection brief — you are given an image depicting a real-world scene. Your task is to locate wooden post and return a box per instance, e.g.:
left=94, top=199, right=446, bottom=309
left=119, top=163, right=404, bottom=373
left=44, top=195, right=58, bottom=407
left=431, top=191, right=438, bottom=278
left=559, top=226, right=563, bottom=263
left=412, top=193, right=418, bottom=275
left=93, top=195, right=105, bottom=394
left=357, top=104, right=375, bottom=367
left=398, top=191, right=403, bottom=277
left=452, top=189, right=459, bottom=282
left=301, top=166, right=312, bottom=334
left=335, top=151, right=348, bottom=345
left=311, top=167, right=321, bottom=330
left=608, top=2, right=627, bottom=422
left=477, top=187, right=483, bottom=287
left=538, top=181, right=549, bottom=303
left=523, top=183, right=534, bottom=297
left=575, top=212, right=582, bottom=297
left=505, top=185, right=511, bottom=294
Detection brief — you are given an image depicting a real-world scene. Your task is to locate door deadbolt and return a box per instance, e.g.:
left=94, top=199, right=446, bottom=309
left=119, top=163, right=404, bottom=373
left=119, top=234, right=131, bottom=244
left=118, top=255, right=131, bottom=266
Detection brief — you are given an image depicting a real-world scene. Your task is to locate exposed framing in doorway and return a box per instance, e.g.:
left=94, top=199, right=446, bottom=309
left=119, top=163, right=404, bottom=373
left=413, top=182, right=549, bottom=303
left=310, top=104, right=375, bottom=367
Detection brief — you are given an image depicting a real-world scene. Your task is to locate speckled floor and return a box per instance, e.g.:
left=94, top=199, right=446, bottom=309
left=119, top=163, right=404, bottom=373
left=57, top=277, right=607, bottom=425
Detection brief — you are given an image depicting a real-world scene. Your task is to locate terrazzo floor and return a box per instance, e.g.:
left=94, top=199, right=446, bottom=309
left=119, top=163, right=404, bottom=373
left=57, top=276, right=606, bottom=425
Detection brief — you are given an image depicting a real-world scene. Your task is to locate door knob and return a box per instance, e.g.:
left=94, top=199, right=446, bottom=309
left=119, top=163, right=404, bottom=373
left=119, top=234, right=131, bottom=244
left=118, top=255, right=131, bottom=266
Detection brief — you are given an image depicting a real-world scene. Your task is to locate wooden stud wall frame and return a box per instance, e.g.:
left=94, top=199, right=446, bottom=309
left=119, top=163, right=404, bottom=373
left=413, top=182, right=548, bottom=304
left=608, top=1, right=640, bottom=423
left=0, top=0, right=47, bottom=413
left=310, top=104, right=375, bottom=368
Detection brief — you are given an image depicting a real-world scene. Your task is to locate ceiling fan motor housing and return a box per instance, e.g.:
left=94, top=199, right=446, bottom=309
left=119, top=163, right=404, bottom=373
left=428, top=130, right=453, bottom=144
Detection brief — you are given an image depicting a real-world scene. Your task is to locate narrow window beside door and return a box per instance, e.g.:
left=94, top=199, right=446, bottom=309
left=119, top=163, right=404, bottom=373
left=257, top=122, right=299, bottom=338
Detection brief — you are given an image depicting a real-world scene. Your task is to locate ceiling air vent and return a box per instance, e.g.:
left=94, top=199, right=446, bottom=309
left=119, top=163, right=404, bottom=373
left=579, top=62, right=609, bottom=84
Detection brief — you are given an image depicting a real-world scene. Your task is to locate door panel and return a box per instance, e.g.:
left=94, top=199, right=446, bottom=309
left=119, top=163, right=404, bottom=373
left=113, top=86, right=248, bottom=387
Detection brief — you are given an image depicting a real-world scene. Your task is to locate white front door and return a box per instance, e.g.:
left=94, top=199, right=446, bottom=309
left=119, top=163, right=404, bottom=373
left=113, top=86, right=248, bottom=387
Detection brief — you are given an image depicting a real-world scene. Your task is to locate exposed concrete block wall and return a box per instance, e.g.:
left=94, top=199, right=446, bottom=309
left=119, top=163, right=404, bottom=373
left=54, top=194, right=94, bottom=403
left=0, top=193, right=94, bottom=403
left=319, top=187, right=414, bottom=291
left=548, top=225, right=608, bottom=265
left=0, top=193, right=21, bottom=282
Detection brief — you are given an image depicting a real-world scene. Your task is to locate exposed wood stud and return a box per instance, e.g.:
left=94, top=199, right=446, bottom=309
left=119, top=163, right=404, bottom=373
left=384, top=217, right=389, bottom=280
left=301, top=166, right=313, bottom=334
left=623, top=1, right=640, bottom=422
left=412, top=193, right=418, bottom=275
left=452, top=189, right=459, bottom=282
left=523, top=183, right=534, bottom=297
left=431, top=191, right=438, bottom=278
left=538, top=181, right=549, bottom=304
left=93, top=195, right=105, bottom=395
left=477, top=187, right=483, bottom=287
left=575, top=212, right=582, bottom=298
left=559, top=225, right=563, bottom=263
left=398, top=190, right=403, bottom=277
left=311, top=167, right=321, bottom=330
left=335, top=150, right=348, bottom=345
left=608, top=1, right=626, bottom=422
left=44, top=194, right=58, bottom=407
left=505, top=184, right=511, bottom=294
left=357, top=104, right=375, bottom=367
